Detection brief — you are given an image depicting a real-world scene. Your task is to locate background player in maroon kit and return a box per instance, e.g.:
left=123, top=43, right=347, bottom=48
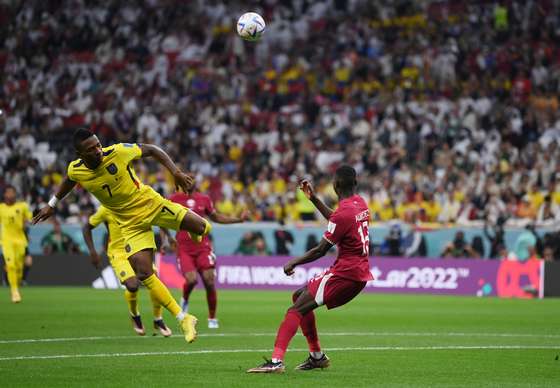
left=247, top=165, right=372, bottom=373
left=169, top=187, right=249, bottom=329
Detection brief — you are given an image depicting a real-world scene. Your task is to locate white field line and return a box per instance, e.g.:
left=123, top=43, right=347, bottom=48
left=0, top=345, right=559, bottom=362
left=1, top=331, right=560, bottom=345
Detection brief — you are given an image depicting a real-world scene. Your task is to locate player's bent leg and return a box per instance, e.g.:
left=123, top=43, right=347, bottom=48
left=290, top=288, right=327, bottom=370
left=147, top=284, right=172, bottom=337
left=181, top=271, right=197, bottom=313
left=247, top=289, right=319, bottom=373
left=129, top=249, right=198, bottom=343
left=201, top=269, right=218, bottom=328
left=180, top=211, right=212, bottom=243
left=122, top=277, right=144, bottom=335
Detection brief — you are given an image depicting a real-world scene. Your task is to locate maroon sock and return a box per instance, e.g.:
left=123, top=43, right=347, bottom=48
left=182, top=281, right=196, bottom=302
left=272, top=309, right=303, bottom=361
left=291, top=292, right=321, bottom=352
left=206, top=287, right=217, bottom=319
left=300, top=310, right=321, bottom=352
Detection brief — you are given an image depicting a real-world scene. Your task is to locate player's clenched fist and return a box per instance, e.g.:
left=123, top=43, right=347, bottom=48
left=284, top=260, right=296, bottom=276
left=299, top=179, right=315, bottom=200
left=173, top=171, right=194, bottom=193
left=32, top=205, right=55, bottom=224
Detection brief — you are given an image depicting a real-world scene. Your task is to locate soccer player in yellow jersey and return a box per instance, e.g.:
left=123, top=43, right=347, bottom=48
left=0, top=186, right=32, bottom=303
left=33, top=128, right=211, bottom=343
left=83, top=205, right=172, bottom=337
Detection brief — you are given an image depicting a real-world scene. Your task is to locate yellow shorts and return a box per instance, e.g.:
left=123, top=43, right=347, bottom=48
left=122, top=198, right=188, bottom=257
left=109, top=253, right=137, bottom=283
left=1, top=242, right=26, bottom=270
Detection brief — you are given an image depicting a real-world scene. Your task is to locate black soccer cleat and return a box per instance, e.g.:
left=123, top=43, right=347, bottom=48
left=294, top=354, right=330, bottom=370
left=153, top=318, right=172, bottom=337
left=247, top=357, right=286, bottom=373
left=130, top=314, right=146, bottom=336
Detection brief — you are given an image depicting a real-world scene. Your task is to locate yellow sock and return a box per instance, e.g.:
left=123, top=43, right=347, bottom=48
left=7, top=267, right=19, bottom=293
left=149, top=290, right=163, bottom=319
left=124, top=289, right=139, bottom=316
left=16, top=265, right=23, bottom=285
left=142, top=274, right=182, bottom=318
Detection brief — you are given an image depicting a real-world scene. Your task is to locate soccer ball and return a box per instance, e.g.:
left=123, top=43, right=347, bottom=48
left=237, top=12, right=265, bottom=41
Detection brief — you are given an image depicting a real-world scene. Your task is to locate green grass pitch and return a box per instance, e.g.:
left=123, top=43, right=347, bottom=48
left=0, top=287, right=559, bottom=387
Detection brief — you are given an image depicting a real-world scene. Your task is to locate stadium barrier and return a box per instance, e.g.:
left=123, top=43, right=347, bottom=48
left=16, top=254, right=556, bottom=298
left=26, top=223, right=554, bottom=259
left=26, top=254, right=99, bottom=286
left=157, top=255, right=546, bottom=299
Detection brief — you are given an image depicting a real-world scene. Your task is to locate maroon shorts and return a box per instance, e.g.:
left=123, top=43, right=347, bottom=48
left=177, top=247, right=216, bottom=274
left=307, top=270, right=367, bottom=309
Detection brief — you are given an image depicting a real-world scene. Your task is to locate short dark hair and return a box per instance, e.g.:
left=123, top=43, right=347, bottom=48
left=335, top=165, right=357, bottom=191
left=73, top=128, right=94, bottom=149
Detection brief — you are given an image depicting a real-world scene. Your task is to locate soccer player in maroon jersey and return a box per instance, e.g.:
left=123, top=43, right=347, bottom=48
left=247, top=165, right=372, bottom=373
left=169, top=186, right=249, bottom=329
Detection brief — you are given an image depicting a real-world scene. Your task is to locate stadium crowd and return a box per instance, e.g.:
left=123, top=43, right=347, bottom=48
left=2, top=0, right=560, bottom=231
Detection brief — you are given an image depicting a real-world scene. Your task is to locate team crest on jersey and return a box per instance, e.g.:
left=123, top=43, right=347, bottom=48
left=106, top=163, right=118, bottom=175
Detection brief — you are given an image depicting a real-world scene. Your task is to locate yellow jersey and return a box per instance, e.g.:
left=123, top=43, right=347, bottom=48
left=0, top=201, right=32, bottom=244
left=67, top=143, right=161, bottom=227
left=88, top=205, right=124, bottom=258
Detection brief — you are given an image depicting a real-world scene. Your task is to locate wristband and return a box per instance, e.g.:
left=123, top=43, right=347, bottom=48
left=48, top=196, right=59, bottom=208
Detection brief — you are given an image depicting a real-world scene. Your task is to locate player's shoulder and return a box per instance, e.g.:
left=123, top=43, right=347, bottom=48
left=67, top=157, right=87, bottom=177
left=333, top=195, right=368, bottom=218
left=102, top=143, right=118, bottom=155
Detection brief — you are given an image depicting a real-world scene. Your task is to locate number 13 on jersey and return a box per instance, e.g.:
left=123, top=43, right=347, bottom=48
left=357, top=221, right=369, bottom=256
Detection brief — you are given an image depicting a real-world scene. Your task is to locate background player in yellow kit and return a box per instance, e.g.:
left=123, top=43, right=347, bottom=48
left=0, top=186, right=32, bottom=303
left=33, top=128, right=210, bottom=343
left=83, top=205, right=172, bottom=337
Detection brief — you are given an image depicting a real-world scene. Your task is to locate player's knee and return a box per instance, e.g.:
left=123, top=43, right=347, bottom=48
left=185, top=273, right=197, bottom=286
left=124, top=278, right=140, bottom=292
left=135, top=268, right=153, bottom=281
left=292, top=287, right=304, bottom=302
left=292, top=292, right=299, bottom=303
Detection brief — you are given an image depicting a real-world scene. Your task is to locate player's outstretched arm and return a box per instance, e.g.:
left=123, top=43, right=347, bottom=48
left=82, top=223, right=102, bottom=269
left=300, top=180, right=333, bottom=220
left=283, top=238, right=333, bottom=276
left=140, top=144, right=193, bottom=192
left=32, top=177, right=77, bottom=224
left=209, top=209, right=250, bottom=224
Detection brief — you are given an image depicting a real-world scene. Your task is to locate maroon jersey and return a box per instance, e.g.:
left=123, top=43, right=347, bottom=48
left=169, top=192, right=215, bottom=252
left=323, top=194, right=373, bottom=282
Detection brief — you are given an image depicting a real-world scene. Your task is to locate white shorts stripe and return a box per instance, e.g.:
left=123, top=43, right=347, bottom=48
left=314, top=273, right=334, bottom=306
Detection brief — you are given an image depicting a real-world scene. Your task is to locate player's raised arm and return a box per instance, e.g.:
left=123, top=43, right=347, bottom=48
left=209, top=209, right=250, bottom=224
left=139, top=143, right=194, bottom=193
left=32, top=177, right=77, bottom=224
left=299, top=180, right=334, bottom=220
left=283, top=238, right=333, bottom=276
